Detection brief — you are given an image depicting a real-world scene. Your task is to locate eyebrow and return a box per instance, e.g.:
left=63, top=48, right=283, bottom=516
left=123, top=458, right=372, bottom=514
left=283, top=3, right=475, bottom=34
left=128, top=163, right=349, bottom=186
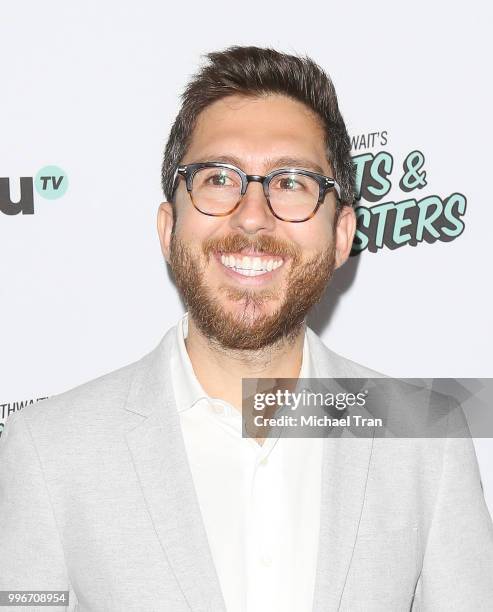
left=191, top=154, right=328, bottom=176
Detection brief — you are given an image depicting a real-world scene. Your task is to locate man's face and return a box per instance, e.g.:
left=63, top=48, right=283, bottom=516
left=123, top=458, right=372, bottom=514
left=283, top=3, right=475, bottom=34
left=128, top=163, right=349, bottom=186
left=158, top=94, right=355, bottom=351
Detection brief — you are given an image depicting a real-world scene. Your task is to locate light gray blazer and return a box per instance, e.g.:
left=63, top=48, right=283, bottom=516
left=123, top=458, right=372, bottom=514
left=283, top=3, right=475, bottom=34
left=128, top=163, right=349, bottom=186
left=1, top=324, right=492, bottom=612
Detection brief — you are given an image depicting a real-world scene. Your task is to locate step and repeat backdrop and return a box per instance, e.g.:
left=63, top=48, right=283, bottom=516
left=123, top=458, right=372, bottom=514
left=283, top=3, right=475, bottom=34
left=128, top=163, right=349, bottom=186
left=1, top=2, right=492, bottom=512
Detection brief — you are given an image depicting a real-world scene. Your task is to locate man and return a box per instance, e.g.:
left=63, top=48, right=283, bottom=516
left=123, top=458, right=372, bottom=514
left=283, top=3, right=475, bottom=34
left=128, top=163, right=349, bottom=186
left=0, top=46, right=492, bottom=612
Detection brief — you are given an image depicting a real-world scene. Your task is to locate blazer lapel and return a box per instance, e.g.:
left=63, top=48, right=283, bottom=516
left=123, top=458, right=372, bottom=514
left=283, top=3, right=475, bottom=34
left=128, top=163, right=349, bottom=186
left=124, top=330, right=226, bottom=612
left=311, top=432, right=374, bottom=611
left=306, top=327, right=375, bottom=612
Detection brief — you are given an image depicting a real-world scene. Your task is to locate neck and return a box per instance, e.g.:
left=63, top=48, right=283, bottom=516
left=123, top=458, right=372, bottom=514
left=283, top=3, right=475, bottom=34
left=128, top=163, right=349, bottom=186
left=184, top=314, right=306, bottom=412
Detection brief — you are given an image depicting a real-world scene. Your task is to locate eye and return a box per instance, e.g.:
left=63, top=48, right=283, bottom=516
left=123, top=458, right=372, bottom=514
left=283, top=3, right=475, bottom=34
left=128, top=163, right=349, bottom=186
left=208, top=172, right=232, bottom=186
left=271, top=174, right=306, bottom=191
left=195, top=167, right=240, bottom=189
left=280, top=177, right=299, bottom=190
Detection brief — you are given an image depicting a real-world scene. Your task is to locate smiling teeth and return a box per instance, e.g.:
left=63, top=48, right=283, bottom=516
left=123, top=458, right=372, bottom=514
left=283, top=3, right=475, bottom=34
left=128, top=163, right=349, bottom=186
left=220, top=254, right=283, bottom=276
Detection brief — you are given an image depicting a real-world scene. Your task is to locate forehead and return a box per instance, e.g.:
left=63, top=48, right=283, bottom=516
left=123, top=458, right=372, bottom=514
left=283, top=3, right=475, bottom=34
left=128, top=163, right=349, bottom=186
left=183, top=94, right=329, bottom=172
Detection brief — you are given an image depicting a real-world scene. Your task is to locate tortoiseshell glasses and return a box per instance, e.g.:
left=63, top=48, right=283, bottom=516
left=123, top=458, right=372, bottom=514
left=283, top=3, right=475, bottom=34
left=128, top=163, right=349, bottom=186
left=171, top=161, right=342, bottom=223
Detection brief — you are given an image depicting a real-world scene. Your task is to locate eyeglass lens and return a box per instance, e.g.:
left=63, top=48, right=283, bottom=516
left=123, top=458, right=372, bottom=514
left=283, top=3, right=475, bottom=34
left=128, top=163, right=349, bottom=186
left=190, top=167, right=320, bottom=221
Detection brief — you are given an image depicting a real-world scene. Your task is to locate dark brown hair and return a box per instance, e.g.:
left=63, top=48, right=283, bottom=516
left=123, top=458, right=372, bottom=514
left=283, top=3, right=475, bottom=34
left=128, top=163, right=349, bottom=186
left=161, top=45, right=355, bottom=207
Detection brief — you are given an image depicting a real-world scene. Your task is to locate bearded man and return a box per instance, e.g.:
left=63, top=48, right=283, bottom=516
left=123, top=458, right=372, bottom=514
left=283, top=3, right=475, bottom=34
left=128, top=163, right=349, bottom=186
left=1, top=46, right=492, bottom=612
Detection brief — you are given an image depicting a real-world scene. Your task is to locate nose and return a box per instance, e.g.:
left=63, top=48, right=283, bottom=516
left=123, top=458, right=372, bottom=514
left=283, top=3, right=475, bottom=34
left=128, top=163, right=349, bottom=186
left=228, top=180, right=276, bottom=234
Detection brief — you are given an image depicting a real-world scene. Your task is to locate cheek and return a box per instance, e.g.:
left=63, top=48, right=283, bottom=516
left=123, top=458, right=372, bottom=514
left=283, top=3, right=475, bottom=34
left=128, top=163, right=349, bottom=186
left=286, top=218, right=334, bottom=255
left=174, top=206, right=210, bottom=244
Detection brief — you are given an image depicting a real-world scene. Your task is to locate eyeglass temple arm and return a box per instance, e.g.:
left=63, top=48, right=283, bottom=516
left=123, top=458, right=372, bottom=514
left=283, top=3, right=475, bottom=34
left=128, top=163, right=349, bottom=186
left=170, top=167, right=185, bottom=200
left=329, top=179, right=342, bottom=202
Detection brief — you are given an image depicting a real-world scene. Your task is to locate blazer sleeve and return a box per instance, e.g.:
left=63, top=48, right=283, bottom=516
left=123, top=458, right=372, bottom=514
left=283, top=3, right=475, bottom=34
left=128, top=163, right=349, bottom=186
left=413, top=409, right=493, bottom=611
left=0, top=411, right=78, bottom=611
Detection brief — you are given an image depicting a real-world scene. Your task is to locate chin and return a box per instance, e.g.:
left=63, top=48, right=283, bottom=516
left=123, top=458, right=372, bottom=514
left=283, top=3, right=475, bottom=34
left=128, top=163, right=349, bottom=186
left=221, top=295, right=280, bottom=320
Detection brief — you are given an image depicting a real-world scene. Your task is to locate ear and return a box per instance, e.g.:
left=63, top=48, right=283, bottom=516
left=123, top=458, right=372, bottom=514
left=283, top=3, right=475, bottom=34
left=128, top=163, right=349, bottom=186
left=157, top=201, right=174, bottom=264
left=334, top=205, right=356, bottom=269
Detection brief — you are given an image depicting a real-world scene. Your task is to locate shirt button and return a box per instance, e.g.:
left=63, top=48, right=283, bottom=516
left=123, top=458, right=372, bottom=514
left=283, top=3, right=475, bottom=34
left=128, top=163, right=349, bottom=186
left=260, top=553, right=272, bottom=567
left=259, top=456, right=269, bottom=466
left=212, top=404, right=224, bottom=415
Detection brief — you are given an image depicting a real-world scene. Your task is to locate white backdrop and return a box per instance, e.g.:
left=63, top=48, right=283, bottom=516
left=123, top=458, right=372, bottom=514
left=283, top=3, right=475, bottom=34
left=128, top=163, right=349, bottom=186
left=1, top=1, right=492, bottom=513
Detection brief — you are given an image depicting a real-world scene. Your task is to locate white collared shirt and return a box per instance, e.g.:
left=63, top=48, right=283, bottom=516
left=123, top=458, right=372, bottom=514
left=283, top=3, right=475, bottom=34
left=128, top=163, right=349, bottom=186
left=170, top=313, right=323, bottom=612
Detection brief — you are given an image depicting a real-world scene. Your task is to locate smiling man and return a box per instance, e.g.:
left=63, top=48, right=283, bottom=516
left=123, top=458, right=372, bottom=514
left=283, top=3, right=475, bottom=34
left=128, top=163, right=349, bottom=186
left=159, top=89, right=353, bottom=409
left=1, top=46, right=492, bottom=612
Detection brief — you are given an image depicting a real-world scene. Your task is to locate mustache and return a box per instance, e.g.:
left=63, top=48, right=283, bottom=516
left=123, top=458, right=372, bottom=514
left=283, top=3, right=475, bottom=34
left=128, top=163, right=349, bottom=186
left=201, top=234, right=302, bottom=262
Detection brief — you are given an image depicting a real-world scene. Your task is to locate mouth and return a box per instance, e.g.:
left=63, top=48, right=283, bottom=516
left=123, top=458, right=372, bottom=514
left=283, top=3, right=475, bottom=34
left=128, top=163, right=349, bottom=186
left=214, top=250, right=286, bottom=284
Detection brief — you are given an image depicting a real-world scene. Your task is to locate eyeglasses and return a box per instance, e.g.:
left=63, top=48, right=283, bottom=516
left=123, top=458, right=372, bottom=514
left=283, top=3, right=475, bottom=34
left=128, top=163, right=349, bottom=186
left=171, top=161, right=343, bottom=223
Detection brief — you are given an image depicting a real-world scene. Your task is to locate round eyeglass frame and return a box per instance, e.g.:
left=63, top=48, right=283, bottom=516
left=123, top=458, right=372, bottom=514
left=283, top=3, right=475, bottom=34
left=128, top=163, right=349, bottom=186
left=171, top=161, right=343, bottom=223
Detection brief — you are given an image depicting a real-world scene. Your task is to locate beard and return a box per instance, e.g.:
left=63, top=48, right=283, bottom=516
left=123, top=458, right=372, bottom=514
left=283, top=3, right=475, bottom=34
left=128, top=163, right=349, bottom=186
left=168, top=230, right=337, bottom=352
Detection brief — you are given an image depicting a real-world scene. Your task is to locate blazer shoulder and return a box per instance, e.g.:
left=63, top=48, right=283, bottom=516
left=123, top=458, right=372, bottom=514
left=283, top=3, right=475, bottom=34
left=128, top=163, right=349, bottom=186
left=306, top=327, right=468, bottom=437
left=19, top=354, right=145, bottom=431
left=305, top=326, right=387, bottom=379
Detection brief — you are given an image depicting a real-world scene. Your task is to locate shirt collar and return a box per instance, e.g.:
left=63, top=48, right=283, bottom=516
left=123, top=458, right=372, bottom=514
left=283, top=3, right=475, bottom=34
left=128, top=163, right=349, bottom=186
left=172, top=312, right=314, bottom=413
left=172, top=312, right=209, bottom=413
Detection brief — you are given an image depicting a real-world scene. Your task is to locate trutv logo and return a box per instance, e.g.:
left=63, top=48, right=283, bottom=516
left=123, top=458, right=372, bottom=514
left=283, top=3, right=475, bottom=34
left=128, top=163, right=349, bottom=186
left=0, top=165, right=68, bottom=215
